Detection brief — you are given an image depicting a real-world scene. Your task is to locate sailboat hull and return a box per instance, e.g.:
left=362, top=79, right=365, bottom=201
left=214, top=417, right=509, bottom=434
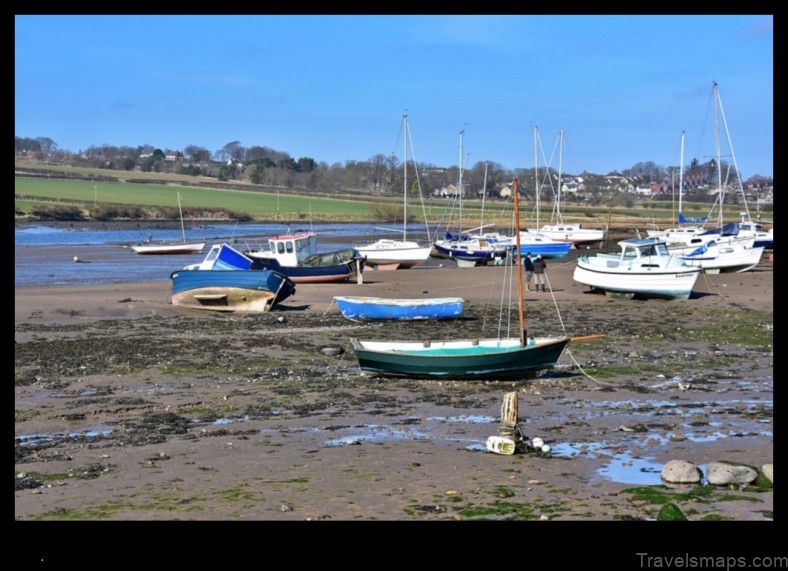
left=350, top=337, right=570, bottom=379
left=355, top=240, right=432, bottom=269
left=131, top=242, right=205, bottom=255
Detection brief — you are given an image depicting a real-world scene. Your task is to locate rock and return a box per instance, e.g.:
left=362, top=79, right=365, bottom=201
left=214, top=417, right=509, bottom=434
left=706, top=461, right=758, bottom=486
left=761, top=463, right=773, bottom=484
left=661, top=460, right=702, bottom=484
left=657, top=503, right=688, bottom=521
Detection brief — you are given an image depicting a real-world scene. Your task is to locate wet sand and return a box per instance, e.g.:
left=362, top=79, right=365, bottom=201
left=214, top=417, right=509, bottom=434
left=13, top=248, right=775, bottom=564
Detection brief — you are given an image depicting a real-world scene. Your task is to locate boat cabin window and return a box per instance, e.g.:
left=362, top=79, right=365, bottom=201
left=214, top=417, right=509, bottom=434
left=205, top=248, right=219, bottom=262
left=296, top=240, right=303, bottom=252
left=277, top=242, right=285, bottom=254
left=623, top=247, right=637, bottom=259
left=285, top=241, right=294, bottom=254
left=655, top=243, right=669, bottom=256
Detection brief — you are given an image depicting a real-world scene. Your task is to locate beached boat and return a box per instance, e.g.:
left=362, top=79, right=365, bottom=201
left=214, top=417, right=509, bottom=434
left=431, top=128, right=509, bottom=267
left=735, top=217, right=773, bottom=250
left=573, top=236, right=701, bottom=300
left=350, top=178, right=580, bottom=380
left=354, top=114, right=432, bottom=269
left=170, top=243, right=295, bottom=312
left=431, top=233, right=508, bottom=266
left=132, top=192, right=205, bottom=255
left=673, top=239, right=764, bottom=274
left=334, top=295, right=465, bottom=322
left=472, top=126, right=572, bottom=260
left=245, top=230, right=365, bottom=284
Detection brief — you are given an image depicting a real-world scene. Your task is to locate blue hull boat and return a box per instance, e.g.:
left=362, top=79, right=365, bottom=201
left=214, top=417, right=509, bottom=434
left=334, top=296, right=465, bottom=321
left=170, top=243, right=296, bottom=312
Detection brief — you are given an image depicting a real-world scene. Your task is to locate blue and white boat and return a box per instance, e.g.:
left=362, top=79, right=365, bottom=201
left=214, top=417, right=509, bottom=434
left=244, top=230, right=365, bottom=283
left=469, top=230, right=572, bottom=259
left=334, top=296, right=465, bottom=322
left=431, top=232, right=508, bottom=266
left=170, top=243, right=296, bottom=312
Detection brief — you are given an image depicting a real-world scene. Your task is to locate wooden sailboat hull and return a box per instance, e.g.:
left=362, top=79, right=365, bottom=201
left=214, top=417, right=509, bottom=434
left=350, top=336, right=570, bottom=379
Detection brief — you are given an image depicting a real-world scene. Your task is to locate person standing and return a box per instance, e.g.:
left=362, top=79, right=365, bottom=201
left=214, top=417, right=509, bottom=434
left=523, top=252, right=534, bottom=290
left=532, top=254, right=547, bottom=292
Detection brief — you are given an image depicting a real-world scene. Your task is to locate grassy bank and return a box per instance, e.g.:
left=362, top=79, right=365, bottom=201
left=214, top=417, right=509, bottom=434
left=15, top=165, right=770, bottom=230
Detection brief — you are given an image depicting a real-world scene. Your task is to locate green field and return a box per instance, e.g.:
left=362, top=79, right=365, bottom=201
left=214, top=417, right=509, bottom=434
left=15, top=171, right=768, bottom=228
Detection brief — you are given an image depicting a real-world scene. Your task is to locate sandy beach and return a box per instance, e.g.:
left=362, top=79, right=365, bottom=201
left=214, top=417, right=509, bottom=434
left=14, top=247, right=775, bottom=562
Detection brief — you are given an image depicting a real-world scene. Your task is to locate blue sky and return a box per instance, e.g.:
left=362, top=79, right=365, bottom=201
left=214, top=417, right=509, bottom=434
left=15, top=15, right=773, bottom=177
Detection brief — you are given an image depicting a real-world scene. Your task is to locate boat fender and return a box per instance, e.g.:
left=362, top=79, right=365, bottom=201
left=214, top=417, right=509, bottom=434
left=471, top=338, right=479, bottom=346
left=422, top=340, right=431, bottom=347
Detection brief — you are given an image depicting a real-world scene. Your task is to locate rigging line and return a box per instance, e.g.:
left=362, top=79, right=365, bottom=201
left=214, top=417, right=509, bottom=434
left=700, top=270, right=727, bottom=299
left=322, top=297, right=337, bottom=317
left=403, top=114, right=433, bottom=241
left=330, top=339, right=354, bottom=376
left=541, top=271, right=614, bottom=387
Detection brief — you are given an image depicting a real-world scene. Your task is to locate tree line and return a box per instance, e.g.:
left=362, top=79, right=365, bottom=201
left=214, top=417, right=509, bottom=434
left=15, top=136, right=771, bottom=207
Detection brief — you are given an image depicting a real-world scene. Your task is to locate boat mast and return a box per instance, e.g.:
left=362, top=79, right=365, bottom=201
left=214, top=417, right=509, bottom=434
left=557, top=128, right=564, bottom=224
left=713, top=82, right=724, bottom=229
left=678, top=130, right=685, bottom=218
left=533, top=124, right=540, bottom=229
left=513, top=178, right=526, bottom=345
left=715, top=82, right=751, bottom=223
left=480, top=162, right=488, bottom=230
left=403, top=113, right=408, bottom=241
left=458, top=128, right=464, bottom=234
left=177, top=192, right=186, bottom=244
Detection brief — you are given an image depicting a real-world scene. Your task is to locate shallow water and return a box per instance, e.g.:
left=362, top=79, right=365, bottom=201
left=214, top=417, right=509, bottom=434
left=15, top=222, right=427, bottom=287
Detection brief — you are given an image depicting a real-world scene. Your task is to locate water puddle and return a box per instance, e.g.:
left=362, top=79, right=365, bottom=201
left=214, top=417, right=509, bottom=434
left=16, top=427, right=113, bottom=447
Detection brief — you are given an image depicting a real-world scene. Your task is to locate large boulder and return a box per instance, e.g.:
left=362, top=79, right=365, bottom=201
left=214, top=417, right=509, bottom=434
left=661, top=460, right=702, bottom=484
left=706, top=461, right=758, bottom=486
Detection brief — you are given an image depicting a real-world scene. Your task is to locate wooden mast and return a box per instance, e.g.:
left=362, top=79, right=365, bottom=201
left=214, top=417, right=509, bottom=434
left=513, top=178, right=526, bottom=345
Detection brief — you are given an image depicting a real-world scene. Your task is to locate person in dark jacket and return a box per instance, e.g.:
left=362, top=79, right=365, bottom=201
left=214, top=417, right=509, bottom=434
left=532, top=254, right=547, bottom=292
left=523, top=252, right=534, bottom=290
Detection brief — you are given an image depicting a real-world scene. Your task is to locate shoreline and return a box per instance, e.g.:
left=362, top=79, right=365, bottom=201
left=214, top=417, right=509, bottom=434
left=15, top=251, right=775, bottom=326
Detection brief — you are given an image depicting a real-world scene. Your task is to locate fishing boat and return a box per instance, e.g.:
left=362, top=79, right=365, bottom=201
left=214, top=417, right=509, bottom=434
left=170, top=243, right=295, bottom=312
left=573, top=236, right=701, bottom=300
left=349, top=178, right=577, bottom=380
left=334, top=296, right=465, bottom=322
left=131, top=192, right=205, bottom=255
left=245, top=229, right=365, bottom=284
left=354, top=114, right=432, bottom=269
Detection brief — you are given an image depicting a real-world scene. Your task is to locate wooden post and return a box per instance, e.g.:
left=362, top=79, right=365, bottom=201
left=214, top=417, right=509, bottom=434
left=498, top=392, right=519, bottom=440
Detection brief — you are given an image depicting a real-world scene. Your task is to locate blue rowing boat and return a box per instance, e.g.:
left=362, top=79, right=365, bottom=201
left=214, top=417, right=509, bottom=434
left=334, top=296, right=464, bottom=322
